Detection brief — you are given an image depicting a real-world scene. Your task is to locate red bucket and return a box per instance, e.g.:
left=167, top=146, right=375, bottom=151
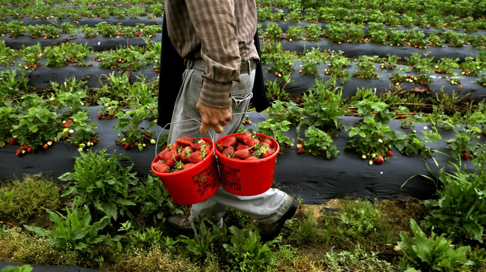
left=151, top=138, right=220, bottom=205
left=215, top=133, right=280, bottom=196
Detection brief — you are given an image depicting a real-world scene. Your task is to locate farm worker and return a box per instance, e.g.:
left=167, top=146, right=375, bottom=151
left=157, top=0, right=298, bottom=241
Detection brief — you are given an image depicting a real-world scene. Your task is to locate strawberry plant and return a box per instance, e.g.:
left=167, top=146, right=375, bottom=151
left=113, top=105, right=156, bottom=150
left=285, top=25, right=304, bottom=41
left=325, top=52, right=351, bottom=83
left=478, top=73, right=486, bottom=87
left=444, top=124, right=482, bottom=160
left=19, top=43, right=42, bottom=69
left=299, top=48, right=323, bottom=76
left=297, top=77, right=347, bottom=137
left=345, top=100, right=407, bottom=163
left=299, top=125, right=339, bottom=159
left=304, top=24, right=324, bottom=42
left=97, top=97, right=120, bottom=119
left=10, top=105, right=59, bottom=153
left=0, top=41, right=16, bottom=66
left=353, top=55, right=379, bottom=79
left=266, top=50, right=296, bottom=76
left=264, top=22, right=283, bottom=42
left=58, top=111, right=99, bottom=152
left=256, top=118, right=294, bottom=149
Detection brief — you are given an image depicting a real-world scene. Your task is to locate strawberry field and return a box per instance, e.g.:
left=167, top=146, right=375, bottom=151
left=1, top=0, right=486, bottom=271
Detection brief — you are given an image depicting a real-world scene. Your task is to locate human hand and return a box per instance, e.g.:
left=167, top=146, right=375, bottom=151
left=196, top=101, right=232, bottom=135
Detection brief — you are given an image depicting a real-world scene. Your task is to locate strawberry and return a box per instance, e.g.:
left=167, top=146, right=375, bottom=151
left=158, top=148, right=170, bottom=160
left=261, top=148, right=276, bottom=158
left=463, top=153, right=470, bottom=160
left=235, top=148, right=250, bottom=160
left=187, top=151, right=202, bottom=163
left=27, top=147, right=32, bottom=152
left=375, top=156, right=384, bottom=165
left=223, top=146, right=235, bottom=157
left=216, top=142, right=225, bottom=153
left=297, top=148, right=304, bottom=154
left=43, top=144, right=49, bottom=149
left=184, top=163, right=196, bottom=170
left=262, top=138, right=273, bottom=148
left=236, top=133, right=252, bottom=143
left=386, top=150, right=394, bottom=157
left=97, top=113, right=102, bottom=119
left=175, top=136, right=193, bottom=147
left=200, top=143, right=211, bottom=154
left=124, top=143, right=130, bottom=149
left=179, top=146, right=193, bottom=162
left=223, top=135, right=237, bottom=148
left=21, top=144, right=28, bottom=150
left=153, top=162, right=170, bottom=173
left=191, top=138, right=205, bottom=150
left=16, top=148, right=22, bottom=156
left=246, top=156, right=258, bottom=160
left=165, top=156, right=176, bottom=167
left=246, top=138, right=260, bottom=147
left=9, top=138, right=16, bottom=145
left=237, top=144, right=249, bottom=150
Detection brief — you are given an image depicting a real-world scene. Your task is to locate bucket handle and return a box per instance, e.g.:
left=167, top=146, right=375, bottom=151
left=154, top=112, right=275, bottom=157
left=154, top=118, right=215, bottom=158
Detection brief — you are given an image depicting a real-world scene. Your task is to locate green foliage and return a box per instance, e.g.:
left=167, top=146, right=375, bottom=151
left=114, top=105, right=157, bottom=150
left=59, top=148, right=139, bottom=221
left=256, top=117, right=295, bottom=149
left=300, top=125, right=339, bottom=159
left=223, top=226, right=277, bottom=271
left=398, top=219, right=472, bottom=271
left=134, top=175, right=184, bottom=225
left=0, top=265, right=33, bottom=272
left=346, top=99, right=407, bottom=162
left=0, top=175, right=61, bottom=224
left=290, top=209, right=318, bottom=245
left=179, top=218, right=228, bottom=261
left=323, top=246, right=394, bottom=271
left=339, top=198, right=383, bottom=237
left=24, top=204, right=118, bottom=258
left=298, top=77, right=347, bottom=137
left=421, top=160, right=486, bottom=243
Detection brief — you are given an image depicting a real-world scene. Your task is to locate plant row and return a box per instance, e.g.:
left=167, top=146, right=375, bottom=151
left=2, top=0, right=161, bottom=7
left=0, top=73, right=160, bottom=154
left=0, top=4, right=163, bottom=21
left=260, top=22, right=486, bottom=49
left=0, top=40, right=160, bottom=71
left=257, top=5, right=486, bottom=31
left=262, top=46, right=486, bottom=85
left=1, top=21, right=162, bottom=39
left=257, top=0, right=486, bottom=18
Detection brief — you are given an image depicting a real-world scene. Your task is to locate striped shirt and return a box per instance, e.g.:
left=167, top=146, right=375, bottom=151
left=165, top=0, right=260, bottom=109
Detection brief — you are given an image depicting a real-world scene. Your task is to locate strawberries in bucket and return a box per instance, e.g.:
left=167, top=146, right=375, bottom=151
left=152, top=136, right=213, bottom=174
left=216, top=132, right=278, bottom=161
left=215, top=132, right=280, bottom=196
left=151, top=136, right=220, bottom=205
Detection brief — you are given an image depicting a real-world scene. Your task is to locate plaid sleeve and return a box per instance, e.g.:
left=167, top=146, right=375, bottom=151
left=185, top=0, right=241, bottom=108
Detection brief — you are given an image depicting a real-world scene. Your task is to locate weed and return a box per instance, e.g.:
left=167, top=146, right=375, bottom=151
left=323, top=245, right=395, bottom=271
left=0, top=174, right=62, bottom=224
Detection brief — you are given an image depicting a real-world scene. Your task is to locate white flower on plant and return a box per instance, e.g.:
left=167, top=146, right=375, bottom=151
left=378, top=139, right=383, bottom=143
left=423, top=126, right=428, bottom=130
left=69, top=129, right=74, bottom=134
left=50, top=97, right=55, bottom=101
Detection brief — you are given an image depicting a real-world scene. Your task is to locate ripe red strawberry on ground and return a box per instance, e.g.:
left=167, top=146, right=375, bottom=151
left=386, top=150, right=394, bottom=157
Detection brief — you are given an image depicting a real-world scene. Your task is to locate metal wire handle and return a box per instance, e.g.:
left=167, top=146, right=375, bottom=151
left=154, top=112, right=275, bottom=158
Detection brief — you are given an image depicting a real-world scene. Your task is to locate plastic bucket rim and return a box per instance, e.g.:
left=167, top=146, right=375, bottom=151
left=214, top=133, right=280, bottom=163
